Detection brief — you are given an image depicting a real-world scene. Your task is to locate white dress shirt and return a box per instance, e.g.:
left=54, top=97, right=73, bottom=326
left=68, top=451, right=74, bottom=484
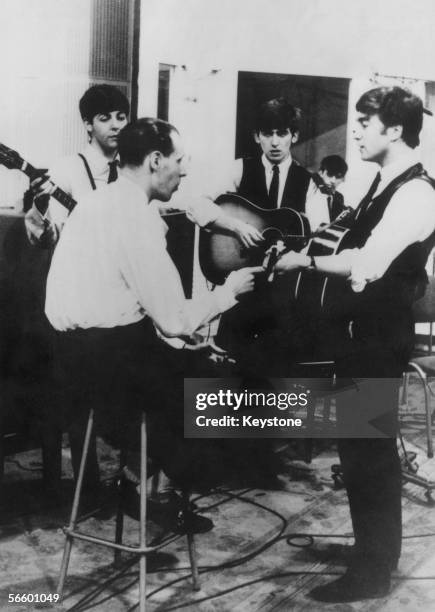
left=304, top=180, right=331, bottom=231
left=261, top=154, right=294, bottom=208
left=45, top=176, right=237, bottom=334
left=343, top=152, right=435, bottom=292
left=25, top=144, right=118, bottom=246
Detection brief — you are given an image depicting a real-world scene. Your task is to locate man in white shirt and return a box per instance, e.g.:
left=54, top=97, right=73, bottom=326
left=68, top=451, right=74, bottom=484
left=25, top=84, right=130, bottom=247
left=24, top=84, right=130, bottom=493
left=305, top=155, right=348, bottom=231
left=46, top=117, right=261, bottom=532
left=275, top=86, right=435, bottom=602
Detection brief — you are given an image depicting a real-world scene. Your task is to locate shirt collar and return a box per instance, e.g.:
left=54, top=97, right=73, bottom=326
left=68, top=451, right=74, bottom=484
left=261, top=152, right=293, bottom=175
left=83, top=143, right=119, bottom=175
left=378, top=150, right=420, bottom=189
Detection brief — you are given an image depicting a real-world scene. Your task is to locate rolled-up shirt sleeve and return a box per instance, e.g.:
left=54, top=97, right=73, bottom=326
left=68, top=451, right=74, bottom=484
left=349, top=179, right=435, bottom=292
left=24, top=159, right=72, bottom=246
left=118, top=204, right=238, bottom=338
left=162, top=158, right=244, bottom=227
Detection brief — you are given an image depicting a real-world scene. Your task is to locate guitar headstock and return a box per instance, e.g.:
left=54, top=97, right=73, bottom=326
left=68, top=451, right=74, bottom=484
left=0, top=143, right=23, bottom=171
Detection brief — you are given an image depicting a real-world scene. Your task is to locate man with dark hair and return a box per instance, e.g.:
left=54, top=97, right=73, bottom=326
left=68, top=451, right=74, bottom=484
left=208, top=97, right=312, bottom=214
left=25, top=84, right=130, bottom=246
left=356, top=86, right=423, bottom=148
left=23, top=84, right=129, bottom=492
left=306, top=154, right=348, bottom=230
left=45, top=117, right=261, bottom=532
left=275, top=86, right=435, bottom=601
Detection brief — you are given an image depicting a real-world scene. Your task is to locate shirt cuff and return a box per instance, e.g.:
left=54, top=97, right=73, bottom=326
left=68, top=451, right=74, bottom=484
left=186, top=197, right=221, bottom=227
left=347, top=248, right=372, bottom=293
left=212, top=284, right=238, bottom=313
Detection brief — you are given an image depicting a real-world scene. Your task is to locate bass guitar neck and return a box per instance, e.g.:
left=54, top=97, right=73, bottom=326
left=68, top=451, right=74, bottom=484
left=0, top=142, right=76, bottom=213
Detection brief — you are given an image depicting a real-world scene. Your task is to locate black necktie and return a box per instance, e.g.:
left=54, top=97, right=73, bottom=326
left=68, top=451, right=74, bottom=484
left=327, top=194, right=333, bottom=218
left=107, top=160, right=118, bottom=184
left=268, top=164, right=280, bottom=208
left=355, top=172, right=381, bottom=219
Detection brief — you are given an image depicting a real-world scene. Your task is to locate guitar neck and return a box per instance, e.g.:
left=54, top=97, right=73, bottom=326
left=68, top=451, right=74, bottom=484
left=20, top=159, right=76, bottom=213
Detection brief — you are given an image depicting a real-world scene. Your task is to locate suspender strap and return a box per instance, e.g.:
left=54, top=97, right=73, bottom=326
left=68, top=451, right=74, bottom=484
left=78, top=154, right=97, bottom=190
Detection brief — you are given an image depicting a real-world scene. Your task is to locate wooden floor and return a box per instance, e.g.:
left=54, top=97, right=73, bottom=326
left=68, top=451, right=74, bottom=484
left=1, top=378, right=435, bottom=612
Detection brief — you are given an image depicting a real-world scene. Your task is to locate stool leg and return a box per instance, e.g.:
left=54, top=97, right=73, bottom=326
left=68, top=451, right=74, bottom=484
left=182, top=490, right=201, bottom=591
left=58, top=408, right=95, bottom=599
left=423, top=375, right=434, bottom=458
left=139, top=411, right=147, bottom=612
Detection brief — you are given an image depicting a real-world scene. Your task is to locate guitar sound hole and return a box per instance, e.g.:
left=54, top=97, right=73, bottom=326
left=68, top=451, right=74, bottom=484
left=262, top=228, right=284, bottom=247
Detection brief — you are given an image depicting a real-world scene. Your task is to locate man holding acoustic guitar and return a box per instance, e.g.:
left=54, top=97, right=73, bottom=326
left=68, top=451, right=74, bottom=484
left=275, top=86, right=435, bottom=602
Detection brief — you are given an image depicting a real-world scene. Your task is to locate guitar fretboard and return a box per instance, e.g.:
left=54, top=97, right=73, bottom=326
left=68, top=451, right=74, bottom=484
left=20, top=159, right=76, bottom=213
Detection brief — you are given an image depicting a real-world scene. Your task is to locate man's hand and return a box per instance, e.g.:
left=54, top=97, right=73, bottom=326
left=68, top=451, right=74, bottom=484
left=30, top=174, right=55, bottom=215
left=274, top=251, right=310, bottom=274
left=224, top=266, right=264, bottom=298
left=230, top=218, right=263, bottom=248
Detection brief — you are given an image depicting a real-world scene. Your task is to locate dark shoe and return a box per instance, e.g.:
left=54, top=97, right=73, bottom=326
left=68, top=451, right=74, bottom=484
left=309, top=567, right=390, bottom=603
left=118, top=476, right=213, bottom=534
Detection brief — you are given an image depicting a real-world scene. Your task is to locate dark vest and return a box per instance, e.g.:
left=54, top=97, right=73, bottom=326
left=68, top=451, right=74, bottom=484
left=238, top=157, right=311, bottom=212
left=342, top=163, right=435, bottom=348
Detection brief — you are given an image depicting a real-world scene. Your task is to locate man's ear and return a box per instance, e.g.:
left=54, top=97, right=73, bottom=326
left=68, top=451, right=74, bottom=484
left=149, top=150, right=162, bottom=171
left=83, top=119, right=94, bottom=141
left=387, top=125, right=403, bottom=142
left=253, top=131, right=261, bottom=144
left=291, top=131, right=299, bottom=145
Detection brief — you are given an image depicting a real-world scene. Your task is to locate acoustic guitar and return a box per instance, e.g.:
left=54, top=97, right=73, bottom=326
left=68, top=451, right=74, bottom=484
left=293, top=207, right=354, bottom=312
left=199, top=193, right=310, bottom=284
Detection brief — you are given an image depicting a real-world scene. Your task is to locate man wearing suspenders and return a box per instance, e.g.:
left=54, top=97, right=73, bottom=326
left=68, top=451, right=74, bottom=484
left=25, top=84, right=130, bottom=247
left=24, top=84, right=129, bottom=495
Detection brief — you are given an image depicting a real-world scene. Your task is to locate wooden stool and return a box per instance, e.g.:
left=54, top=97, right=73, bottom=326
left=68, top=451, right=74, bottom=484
left=57, top=408, right=200, bottom=611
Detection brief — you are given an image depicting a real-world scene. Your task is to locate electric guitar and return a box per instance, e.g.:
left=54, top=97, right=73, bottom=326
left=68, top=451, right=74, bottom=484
left=0, top=142, right=76, bottom=213
left=199, top=193, right=310, bottom=284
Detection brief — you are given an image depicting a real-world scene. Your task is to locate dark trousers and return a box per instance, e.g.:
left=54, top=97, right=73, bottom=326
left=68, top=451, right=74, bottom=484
left=55, top=319, right=227, bottom=489
left=337, top=437, right=402, bottom=567
left=335, top=318, right=413, bottom=571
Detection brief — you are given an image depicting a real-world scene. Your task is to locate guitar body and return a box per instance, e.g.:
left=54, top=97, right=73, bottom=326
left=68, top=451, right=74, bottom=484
left=294, top=215, right=352, bottom=313
left=199, top=193, right=309, bottom=284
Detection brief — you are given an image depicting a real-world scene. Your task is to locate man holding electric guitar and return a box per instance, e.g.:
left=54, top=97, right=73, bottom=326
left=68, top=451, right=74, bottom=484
left=24, top=84, right=130, bottom=248
left=20, top=85, right=129, bottom=495
left=274, top=86, right=435, bottom=602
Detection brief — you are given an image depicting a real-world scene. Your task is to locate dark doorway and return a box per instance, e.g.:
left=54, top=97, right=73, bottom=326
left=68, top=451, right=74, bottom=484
left=236, top=71, right=350, bottom=171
